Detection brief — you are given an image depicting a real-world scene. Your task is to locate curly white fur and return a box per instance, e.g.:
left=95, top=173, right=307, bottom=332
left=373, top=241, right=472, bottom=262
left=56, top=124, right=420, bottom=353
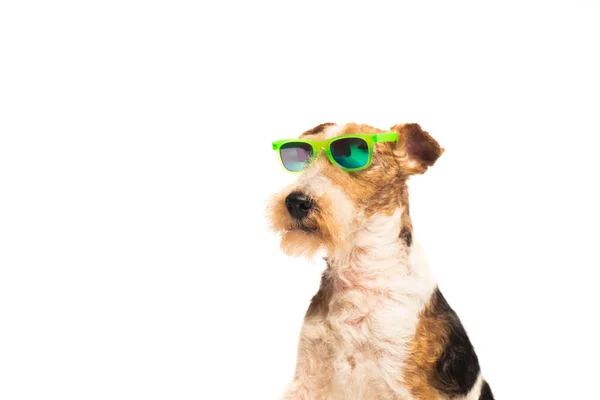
left=282, top=209, right=438, bottom=400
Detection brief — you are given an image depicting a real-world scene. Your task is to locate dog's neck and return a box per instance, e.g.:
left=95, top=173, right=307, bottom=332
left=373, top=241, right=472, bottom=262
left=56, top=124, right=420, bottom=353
left=326, top=208, right=435, bottom=291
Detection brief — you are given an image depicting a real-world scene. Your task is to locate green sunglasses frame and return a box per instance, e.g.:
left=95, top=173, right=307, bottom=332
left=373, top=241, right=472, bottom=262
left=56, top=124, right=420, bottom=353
left=272, top=132, right=398, bottom=173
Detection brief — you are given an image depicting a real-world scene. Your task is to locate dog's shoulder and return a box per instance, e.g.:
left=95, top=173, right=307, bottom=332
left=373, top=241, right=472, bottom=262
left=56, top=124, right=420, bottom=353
left=404, top=287, right=494, bottom=399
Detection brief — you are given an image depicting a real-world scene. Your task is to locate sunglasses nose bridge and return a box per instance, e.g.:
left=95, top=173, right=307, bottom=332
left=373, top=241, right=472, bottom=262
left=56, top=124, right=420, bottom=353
left=311, top=147, right=326, bottom=163
left=308, top=142, right=325, bottom=158
left=318, top=143, right=336, bottom=163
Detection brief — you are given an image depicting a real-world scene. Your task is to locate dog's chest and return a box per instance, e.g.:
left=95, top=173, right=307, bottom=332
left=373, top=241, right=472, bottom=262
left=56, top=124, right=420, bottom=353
left=322, top=275, right=430, bottom=399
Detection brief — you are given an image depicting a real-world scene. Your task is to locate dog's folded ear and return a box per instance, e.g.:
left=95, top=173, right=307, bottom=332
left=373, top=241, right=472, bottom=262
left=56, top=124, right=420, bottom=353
left=390, top=123, right=444, bottom=175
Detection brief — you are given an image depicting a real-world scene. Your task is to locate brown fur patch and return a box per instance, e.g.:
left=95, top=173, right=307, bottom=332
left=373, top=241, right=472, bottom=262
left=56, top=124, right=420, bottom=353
left=400, top=226, right=413, bottom=247
left=402, top=289, right=449, bottom=400
left=399, top=182, right=413, bottom=246
left=391, top=123, right=444, bottom=175
left=302, top=122, right=335, bottom=136
left=305, top=264, right=334, bottom=319
left=322, top=123, right=404, bottom=217
left=403, top=288, right=482, bottom=399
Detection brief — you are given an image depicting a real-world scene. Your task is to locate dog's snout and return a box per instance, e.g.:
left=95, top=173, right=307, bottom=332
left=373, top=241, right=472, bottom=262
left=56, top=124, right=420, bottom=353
left=285, top=192, right=313, bottom=220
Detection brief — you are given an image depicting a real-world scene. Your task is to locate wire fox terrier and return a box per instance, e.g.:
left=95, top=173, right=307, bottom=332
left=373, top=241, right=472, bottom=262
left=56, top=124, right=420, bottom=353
left=267, top=122, right=493, bottom=400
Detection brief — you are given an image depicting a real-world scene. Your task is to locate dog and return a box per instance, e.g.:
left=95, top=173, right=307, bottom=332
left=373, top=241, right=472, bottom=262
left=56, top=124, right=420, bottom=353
left=267, top=122, right=493, bottom=400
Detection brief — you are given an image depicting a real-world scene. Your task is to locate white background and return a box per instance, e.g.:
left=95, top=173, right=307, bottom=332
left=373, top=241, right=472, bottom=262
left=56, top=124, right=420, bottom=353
left=1, top=1, right=599, bottom=399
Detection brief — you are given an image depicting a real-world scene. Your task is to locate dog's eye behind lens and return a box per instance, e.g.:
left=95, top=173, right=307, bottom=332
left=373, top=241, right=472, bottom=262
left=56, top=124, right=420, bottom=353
left=280, top=142, right=313, bottom=172
left=331, top=140, right=351, bottom=157
left=331, top=138, right=369, bottom=169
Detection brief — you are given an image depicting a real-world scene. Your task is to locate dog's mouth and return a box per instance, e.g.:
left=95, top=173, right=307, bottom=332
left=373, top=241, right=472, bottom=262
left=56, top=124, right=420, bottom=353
left=298, top=225, right=317, bottom=233
left=287, top=222, right=318, bottom=234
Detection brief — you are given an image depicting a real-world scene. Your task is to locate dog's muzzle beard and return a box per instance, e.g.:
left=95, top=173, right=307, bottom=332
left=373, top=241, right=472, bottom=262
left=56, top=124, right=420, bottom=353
left=265, top=189, right=329, bottom=258
left=268, top=186, right=352, bottom=258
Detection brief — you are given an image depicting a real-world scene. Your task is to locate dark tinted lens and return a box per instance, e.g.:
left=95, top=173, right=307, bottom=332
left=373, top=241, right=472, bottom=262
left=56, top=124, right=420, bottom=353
left=330, top=138, right=369, bottom=169
left=280, top=142, right=313, bottom=172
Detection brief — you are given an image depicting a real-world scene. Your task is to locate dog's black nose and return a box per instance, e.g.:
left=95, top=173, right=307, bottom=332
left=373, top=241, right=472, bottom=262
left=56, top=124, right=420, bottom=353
left=285, top=192, right=313, bottom=220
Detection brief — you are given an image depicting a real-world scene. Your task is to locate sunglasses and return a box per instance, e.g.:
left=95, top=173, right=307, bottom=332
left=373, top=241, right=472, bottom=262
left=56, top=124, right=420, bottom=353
left=272, top=132, right=398, bottom=173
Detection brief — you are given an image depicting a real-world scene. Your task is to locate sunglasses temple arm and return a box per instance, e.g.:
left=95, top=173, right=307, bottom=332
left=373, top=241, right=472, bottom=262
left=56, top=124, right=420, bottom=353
left=373, top=132, right=399, bottom=144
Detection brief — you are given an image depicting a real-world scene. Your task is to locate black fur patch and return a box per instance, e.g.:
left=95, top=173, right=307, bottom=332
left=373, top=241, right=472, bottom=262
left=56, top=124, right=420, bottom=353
left=400, top=227, right=412, bottom=247
left=479, top=380, right=494, bottom=399
left=430, top=288, right=481, bottom=397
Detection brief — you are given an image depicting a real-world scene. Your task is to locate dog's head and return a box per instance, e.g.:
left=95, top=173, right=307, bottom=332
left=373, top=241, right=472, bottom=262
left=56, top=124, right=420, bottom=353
left=266, top=122, right=443, bottom=258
